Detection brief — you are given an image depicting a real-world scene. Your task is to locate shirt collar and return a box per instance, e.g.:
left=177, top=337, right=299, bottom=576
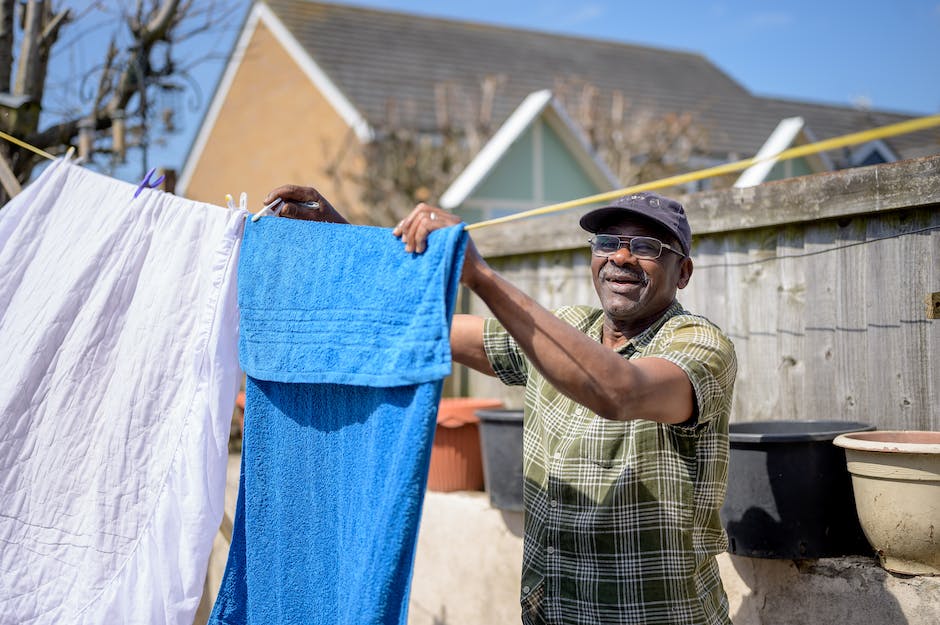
left=589, top=300, right=686, bottom=356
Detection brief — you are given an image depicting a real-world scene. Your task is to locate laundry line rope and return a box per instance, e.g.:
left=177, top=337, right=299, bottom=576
left=0, top=130, right=56, bottom=161
left=3, top=114, right=938, bottom=228
left=463, top=113, right=940, bottom=232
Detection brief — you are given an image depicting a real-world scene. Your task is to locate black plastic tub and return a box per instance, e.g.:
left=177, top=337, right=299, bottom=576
left=476, top=409, right=524, bottom=511
left=721, top=420, right=875, bottom=559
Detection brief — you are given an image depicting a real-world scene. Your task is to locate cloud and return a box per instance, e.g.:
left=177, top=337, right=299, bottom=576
left=741, top=11, right=795, bottom=30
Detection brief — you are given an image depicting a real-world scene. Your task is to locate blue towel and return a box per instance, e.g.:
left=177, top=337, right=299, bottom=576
left=211, top=219, right=467, bottom=625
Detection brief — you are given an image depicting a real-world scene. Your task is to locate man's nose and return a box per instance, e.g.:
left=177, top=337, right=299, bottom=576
left=608, top=245, right=638, bottom=266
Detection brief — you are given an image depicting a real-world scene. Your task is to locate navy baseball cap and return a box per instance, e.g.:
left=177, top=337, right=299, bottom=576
left=579, top=192, right=692, bottom=256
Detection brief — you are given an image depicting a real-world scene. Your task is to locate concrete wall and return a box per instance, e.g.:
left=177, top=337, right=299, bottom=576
left=409, top=491, right=940, bottom=625
left=198, top=456, right=940, bottom=625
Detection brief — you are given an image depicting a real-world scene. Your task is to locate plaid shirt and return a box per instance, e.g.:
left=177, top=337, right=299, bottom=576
left=483, top=301, right=736, bottom=625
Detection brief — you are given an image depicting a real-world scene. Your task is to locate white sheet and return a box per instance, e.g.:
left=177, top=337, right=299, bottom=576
left=0, top=160, right=244, bottom=624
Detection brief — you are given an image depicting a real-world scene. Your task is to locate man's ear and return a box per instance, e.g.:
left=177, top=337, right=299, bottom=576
left=676, top=256, right=693, bottom=289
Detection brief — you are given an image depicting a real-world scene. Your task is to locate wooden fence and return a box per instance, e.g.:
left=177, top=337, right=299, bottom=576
left=462, top=155, right=940, bottom=431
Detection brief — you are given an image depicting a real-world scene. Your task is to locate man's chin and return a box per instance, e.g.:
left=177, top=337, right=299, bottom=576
left=600, top=297, right=642, bottom=319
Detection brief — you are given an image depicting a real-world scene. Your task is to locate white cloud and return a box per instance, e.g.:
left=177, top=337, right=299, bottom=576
left=742, top=11, right=795, bottom=30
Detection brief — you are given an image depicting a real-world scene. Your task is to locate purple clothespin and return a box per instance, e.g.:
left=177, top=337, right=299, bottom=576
left=134, top=167, right=166, bottom=198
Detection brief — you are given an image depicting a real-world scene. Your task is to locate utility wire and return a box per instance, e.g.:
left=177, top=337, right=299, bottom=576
left=694, top=224, right=940, bottom=269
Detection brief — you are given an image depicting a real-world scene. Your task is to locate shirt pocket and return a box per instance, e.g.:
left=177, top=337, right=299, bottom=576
left=579, top=417, right=631, bottom=468
left=520, top=579, right=546, bottom=625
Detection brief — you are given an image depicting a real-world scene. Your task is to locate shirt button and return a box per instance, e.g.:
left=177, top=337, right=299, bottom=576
left=522, top=585, right=531, bottom=594
left=546, top=546, right=555, bottom=555
left=553, top=451, right=562, bottom=460
left=550, top=499, right=558, bottom=508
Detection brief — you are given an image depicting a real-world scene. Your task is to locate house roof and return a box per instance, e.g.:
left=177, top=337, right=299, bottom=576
left=261, top=0, right=936, bottom=162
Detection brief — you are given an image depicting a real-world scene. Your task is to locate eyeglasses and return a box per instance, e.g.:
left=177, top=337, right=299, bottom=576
left=588, top=234, right=684, bottom=260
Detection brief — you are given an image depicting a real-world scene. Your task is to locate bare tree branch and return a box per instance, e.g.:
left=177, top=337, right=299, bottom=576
left=0, top=0, right=239, bottom=204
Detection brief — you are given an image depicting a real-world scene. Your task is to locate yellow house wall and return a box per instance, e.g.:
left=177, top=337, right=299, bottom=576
left=183, top=21, right=366, bottom=219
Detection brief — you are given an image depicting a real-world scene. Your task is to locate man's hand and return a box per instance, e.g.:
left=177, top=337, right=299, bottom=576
left=263, top=185, right=349, bottom=224
left=392, top=202, right=461, bottom=253
left=392, top=203, right=490, bottom=290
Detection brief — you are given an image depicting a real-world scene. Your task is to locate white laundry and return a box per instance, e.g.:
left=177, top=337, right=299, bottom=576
left=0, top=160, right=243, bottom=625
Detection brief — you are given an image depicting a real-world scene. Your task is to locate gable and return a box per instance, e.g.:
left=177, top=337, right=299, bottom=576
left=179, top=3, right=370, bottom=218
left=456, top=118, right=611, bottom=224
left=735, top=117, right=833, bottom=188
left=177, top=3, right=372, bottom=197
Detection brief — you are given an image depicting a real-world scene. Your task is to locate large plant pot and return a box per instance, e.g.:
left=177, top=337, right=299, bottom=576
left=476, top=409, right=524, bottom=511
left=721, top=420, right=874, bottom=559
left=833, top=430, right=940, bottom=575
left=427, top=398, right=502, bottom=492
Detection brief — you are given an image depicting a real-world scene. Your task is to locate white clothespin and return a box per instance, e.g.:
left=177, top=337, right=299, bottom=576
left=251, top=197, right=283, bottom=222
left=250, top=198, right=320, bottom=222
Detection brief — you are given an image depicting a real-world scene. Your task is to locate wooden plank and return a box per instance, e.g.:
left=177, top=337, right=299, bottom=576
left=925, top=226, right=940, bottom=428
left=471, top=155, right=940, bottom=259
left=862, top=216, right=902, bottom=426
left=801, top=221, right=841, bottom=421
left=0, top=152, right=22, bottom=197
left=688, top=155, right=940, bottom=236
left=773, top=224, right=806, bottom=420
left=894, top=211, right=934, bottom=430
left=831, top=218, right=870, bottom=425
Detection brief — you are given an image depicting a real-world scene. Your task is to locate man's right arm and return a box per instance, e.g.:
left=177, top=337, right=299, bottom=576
left=450, top=314, right=496, bottom=377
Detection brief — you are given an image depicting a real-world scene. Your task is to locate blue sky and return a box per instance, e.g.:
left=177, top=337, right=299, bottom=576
left=57, top=0, right=940, bottom=181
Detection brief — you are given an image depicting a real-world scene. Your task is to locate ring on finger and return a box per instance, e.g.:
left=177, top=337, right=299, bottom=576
left=429, top=212, right=437, bottom=221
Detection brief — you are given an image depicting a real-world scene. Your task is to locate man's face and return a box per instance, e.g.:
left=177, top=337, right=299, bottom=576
left=590, top=220, right=692, bottom=333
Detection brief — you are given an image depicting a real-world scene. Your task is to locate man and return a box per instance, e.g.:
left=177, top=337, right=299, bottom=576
left=267, top=185, right=737, bottom=625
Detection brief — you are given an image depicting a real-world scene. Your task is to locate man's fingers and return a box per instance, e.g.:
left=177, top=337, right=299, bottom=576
left=279, top=202, right=322, bottom=221
left=263, top=184, right=319, bottom=206
left=395, top=203, right=459, bottom=253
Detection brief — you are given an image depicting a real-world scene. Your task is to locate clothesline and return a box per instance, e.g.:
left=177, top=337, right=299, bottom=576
left=463, top=113, right=940, bottom=231
left=0, top=129, right=56, bottom=160
left=3, top=113, right=939, bottom=230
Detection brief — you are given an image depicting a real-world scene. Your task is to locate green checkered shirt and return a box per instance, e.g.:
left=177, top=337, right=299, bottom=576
left=483, top=301, right=736, bottom=625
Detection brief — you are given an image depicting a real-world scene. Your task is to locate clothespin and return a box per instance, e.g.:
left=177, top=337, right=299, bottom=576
left=250, top=197, right=284, bottom=222
left=225, top=194, right=235, bottom=209
left=250, top=197, right=320, bottom=222
left=134, top=167, right=165, bottom=199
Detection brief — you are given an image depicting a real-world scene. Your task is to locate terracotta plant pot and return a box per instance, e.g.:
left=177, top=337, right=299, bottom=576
left=833, top=431, right=940, bottom=575
left=427, top=398, right=502, bottom=492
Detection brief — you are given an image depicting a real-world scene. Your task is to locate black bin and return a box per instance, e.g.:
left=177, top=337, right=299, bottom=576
left=721, top=420, right=874, bottom=559
left=476, top=409, right=524, bottom=511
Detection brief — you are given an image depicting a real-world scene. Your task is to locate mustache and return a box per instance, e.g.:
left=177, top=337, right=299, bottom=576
left=600, top=267, right=649, bottom=286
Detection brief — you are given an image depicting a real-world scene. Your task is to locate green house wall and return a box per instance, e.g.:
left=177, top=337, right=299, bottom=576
left=456, top=119, right=608, bottom=224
